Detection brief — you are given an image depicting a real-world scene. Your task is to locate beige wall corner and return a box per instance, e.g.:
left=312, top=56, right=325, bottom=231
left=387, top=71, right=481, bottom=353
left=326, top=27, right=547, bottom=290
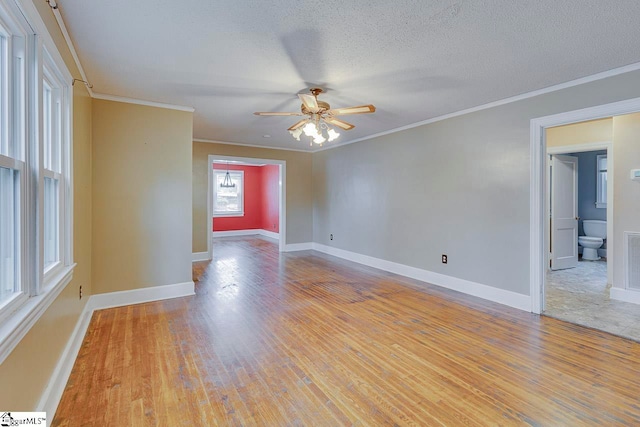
left=612, top=112, right=640, bottom=288
left=192, top=142, right=313, bottom=252
left=92, top=100, right=193, bottom=294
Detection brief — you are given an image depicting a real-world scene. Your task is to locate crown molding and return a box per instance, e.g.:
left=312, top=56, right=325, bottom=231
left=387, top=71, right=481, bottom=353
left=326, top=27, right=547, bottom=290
left=92, top=92, right=195, bottom=112
left=193, top=138, right=311, bottom=153
left=315, top=61, right=640, bottom=153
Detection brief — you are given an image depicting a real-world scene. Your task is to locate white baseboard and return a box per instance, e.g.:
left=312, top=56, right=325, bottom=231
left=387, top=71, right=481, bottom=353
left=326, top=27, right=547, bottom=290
left=37, top=298, right=93, bottom=416
left=38, top=281, right=195, bottom=417
left=192, top=251, right=210, bottom=262
left=212, top=229, right=259, bottom=237
left=610, top=287, right=640, bottom=305
left=259, top=229, right=280, bottom=240
left=90, top=281, right=195, bottom=311
left=284, top=242, right=314, bottom=252
left=312, top=243, right=531, bottom=311
left=212, top=229, right=280, bottom=240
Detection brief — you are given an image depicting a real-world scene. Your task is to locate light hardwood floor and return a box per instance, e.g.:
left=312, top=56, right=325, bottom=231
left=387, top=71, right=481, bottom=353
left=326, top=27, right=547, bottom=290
left=53, top=236, right=640, bottom=425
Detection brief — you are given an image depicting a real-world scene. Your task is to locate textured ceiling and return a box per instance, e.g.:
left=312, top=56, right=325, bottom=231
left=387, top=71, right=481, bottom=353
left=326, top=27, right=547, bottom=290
left=58, top=0, right=640, bottom=151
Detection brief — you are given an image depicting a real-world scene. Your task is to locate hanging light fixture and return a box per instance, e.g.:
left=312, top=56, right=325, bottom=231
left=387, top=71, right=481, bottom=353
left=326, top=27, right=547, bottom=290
left=289, top=117, right=340, bottom=146
left=220, top=163, right=236, bottom=188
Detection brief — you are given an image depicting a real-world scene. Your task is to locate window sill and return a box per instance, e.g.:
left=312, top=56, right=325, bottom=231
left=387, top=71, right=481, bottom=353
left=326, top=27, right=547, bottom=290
left=0, top=263, right=76, bottom=365
left=213, top=213, right=245, bottom=218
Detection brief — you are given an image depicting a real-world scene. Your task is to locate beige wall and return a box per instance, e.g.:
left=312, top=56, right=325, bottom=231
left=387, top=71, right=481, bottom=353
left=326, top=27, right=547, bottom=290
left=0, top=1, right=93, bottom=410
left=193, top=142, right=313, bottom=252
left=613, top=113, right=640, bottom=289
left=92, top=100, right=193, bottom=293
left=547, top=118, right=613, bottom=147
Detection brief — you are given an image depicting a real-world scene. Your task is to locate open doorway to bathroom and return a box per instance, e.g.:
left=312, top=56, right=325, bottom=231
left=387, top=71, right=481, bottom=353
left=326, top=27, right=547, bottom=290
left=542, top=117, right=640, bottom=340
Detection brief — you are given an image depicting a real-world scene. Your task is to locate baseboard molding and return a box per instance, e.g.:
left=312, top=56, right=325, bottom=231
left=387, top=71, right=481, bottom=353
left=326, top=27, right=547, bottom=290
left=192, top=251, right=210, bottom=262
left=610, top=287, right=640, bottom=305
left=284, top=242, right=314, bottom=252
left=37, top=281, right=195, bottom=417
left=212, top=229, right=280, bottom=240
left=90, top=281, right=195, bottom=311
left=259, top=229, right=280, bottom=240
left=312, top=243, right=531, bottom=311
left=37, top=298, right=93, bottom=416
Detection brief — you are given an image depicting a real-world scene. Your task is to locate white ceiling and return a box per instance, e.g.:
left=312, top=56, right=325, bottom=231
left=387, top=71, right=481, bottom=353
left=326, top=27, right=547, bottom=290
left=58, top=0, right=640, bottom=151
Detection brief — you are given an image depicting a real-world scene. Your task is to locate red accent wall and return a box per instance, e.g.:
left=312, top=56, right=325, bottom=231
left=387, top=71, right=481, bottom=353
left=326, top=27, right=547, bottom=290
left=212, top=164, right=279, bottom=232
left=261, top=164, right=280, bottom=232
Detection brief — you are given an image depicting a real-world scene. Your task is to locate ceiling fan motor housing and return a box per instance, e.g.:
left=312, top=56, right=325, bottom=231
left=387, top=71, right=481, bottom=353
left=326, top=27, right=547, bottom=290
left=302, top=100, right=330, bottom=115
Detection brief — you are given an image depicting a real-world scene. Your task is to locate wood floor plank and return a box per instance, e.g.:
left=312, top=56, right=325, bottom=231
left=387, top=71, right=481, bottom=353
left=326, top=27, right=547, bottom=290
left=54, top=236, right=640, bottom=426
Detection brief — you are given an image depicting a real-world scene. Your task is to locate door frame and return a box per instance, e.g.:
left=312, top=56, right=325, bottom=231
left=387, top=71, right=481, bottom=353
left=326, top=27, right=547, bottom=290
left=207, top=154, right=286, bottom=258
left=530, top=96, right=640, bottom=313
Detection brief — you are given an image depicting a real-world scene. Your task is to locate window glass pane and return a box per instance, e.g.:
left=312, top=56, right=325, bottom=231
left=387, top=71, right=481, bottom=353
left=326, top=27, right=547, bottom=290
left=0, top=34, right=7, bottom=157
left=44, top=176, right=59, bottom=269
left=598, top=171, right=607, bottom=203
left=214, top=171, right=243, bottom=214
left=598, top=156, right=607, bottom=172
left=43, top=83, right=52, bottom=170
left=0, top=166, right=19, bottom=303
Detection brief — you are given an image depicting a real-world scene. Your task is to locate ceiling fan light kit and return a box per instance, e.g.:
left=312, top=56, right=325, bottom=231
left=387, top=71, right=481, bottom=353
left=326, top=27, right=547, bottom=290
left=254, top=88, right=376, bottom=146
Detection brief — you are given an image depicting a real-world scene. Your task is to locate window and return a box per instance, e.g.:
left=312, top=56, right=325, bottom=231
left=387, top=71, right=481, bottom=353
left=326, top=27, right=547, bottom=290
left=0, top=15, right=26, bottom=314
left=213, top=170, right=244, bottom=216
left=0, top=0, right=73, bottom=361
left=596, top=154, right=607, bottom=209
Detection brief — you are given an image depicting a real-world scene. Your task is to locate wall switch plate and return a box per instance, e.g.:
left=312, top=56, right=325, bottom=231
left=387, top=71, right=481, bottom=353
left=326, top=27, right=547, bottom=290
left=442, top=254, right=448, bottom=264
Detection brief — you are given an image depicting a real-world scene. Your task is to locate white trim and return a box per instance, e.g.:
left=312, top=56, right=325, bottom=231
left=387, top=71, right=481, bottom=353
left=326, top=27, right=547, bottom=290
left=191, top=251, right=210, bottom=262
left=530, top=97, right=640, bottom=314
left=610, top=287, right=640, bottom=305
left=36, top=280, right=195, bottom=417
left=194, top=138, right=310, bottom=153
left=37, top=296, right=93, bottom=416
left=212, top=229, right=259, bottom=237
left=0, top=264, right=75, bottom=365
left=89, top=281, right=195, bottom=311
left=207, top=155, right=286, bottom=255
left=315, top=61, right=640, bottom=153
left=283, top=242, right=313, bottom=252
left=547, top=141, right=612, bottom=154
left=312, top=244, right=530, bottom=311
left=92, top=92, right=195, bottom=113
left=211, top=229, right=280, bottom=240
left=260, top=229, right=280, bottom=240
left=48, top=3, right=93, bottom=97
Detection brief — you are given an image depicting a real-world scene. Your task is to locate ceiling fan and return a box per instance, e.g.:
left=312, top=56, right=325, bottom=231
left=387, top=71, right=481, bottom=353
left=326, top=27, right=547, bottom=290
left=254, top=88, right=376, bottom=145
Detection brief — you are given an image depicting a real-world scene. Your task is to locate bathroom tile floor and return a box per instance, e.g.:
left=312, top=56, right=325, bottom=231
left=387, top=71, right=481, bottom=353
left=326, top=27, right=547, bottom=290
left=545, top=258, right=640, bottom=342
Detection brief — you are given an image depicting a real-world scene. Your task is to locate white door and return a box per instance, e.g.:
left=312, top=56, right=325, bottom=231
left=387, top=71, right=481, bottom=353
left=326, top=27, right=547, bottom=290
left=550, top=154, right=579, bottom=270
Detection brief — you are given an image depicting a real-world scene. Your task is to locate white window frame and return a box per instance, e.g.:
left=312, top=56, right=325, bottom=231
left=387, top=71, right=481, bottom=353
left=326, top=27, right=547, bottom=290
left=0, top=0, right=75, bottom=365
left=596, top=154, right=607, bottom=209
left=213, top=169, right=244, bottom=217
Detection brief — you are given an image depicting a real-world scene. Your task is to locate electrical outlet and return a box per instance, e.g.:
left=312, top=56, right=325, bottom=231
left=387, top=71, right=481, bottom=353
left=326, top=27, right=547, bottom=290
left=442, top=254, right=448, bottom=264
left=79, top=285, right=83, bottom=300
left=330, top=234, right=334, bottom=241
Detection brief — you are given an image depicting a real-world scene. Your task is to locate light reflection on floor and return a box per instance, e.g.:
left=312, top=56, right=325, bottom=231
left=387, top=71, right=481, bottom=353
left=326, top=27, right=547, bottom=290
left=545, top=259, right=640, bottom=342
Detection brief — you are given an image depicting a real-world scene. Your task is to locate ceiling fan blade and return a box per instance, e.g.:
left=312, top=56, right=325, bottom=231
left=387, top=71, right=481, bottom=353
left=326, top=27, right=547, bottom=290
left=298, top=94, right=319, bottom=112
left=287, top=119, right=309, bottom=131
left=254, top=111, right=303, bottom=116
left=328, top=104, right=376, bottom=115
left=324, top=117, right=355, bottom=130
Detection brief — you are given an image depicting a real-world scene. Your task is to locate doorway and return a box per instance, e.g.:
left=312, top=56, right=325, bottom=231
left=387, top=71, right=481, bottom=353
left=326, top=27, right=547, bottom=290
left=207, top=155, right=286, bottom=258
left=530, top=97, right=640, bottom=340
left=545, top=141, right=612, bottom=326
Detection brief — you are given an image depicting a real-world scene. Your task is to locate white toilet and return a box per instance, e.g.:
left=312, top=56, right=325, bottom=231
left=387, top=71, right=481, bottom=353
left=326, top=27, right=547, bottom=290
left=578, top=220, right=607, bottom=261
